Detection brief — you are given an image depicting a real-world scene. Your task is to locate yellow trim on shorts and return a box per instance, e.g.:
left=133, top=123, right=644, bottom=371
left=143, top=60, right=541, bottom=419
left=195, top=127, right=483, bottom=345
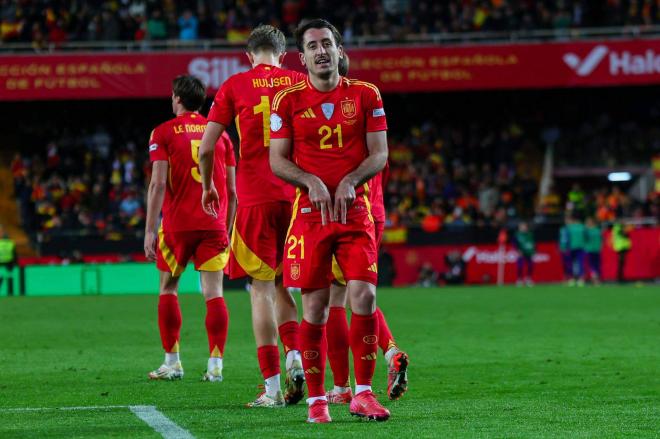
left=197, top=246, right=230, bottom=272
left=362, top=183, right=374, bottom=223
left=158, top=225, right=184, bottom=277
left=285, top=188, right=301, bottom=239
left=331, top=255, right=346, bottom=286
left=230, top=225, right=276, bottom=281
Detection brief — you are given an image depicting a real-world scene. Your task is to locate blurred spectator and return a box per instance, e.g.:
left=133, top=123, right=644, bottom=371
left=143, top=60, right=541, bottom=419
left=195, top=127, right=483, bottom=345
left=558, top=217, right=572, bottom=282
left=417, top=262, right=439, bottom=287
left=513, top=221, right=535, bottom=286
left=442, top=251, right=466, bottom=285
left=611, top=222, right=632, bottom=283
left=177, top=9, right=198, bottom=41
left=566, top=215, right=587, bottom=286
left=0, top=224, right=17, bottom=295
left=146, top=9, right=167, bottom=40
left=584, top=217, right=603, bottom=284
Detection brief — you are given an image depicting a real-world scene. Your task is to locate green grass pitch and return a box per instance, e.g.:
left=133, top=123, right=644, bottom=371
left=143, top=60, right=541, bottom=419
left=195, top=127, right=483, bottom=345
left=1, top=285, right=659, bottom=438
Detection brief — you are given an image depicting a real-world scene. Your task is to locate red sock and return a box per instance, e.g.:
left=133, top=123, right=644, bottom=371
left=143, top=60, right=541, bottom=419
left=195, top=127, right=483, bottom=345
left=205, top=297, right=229, bottom=358
left=350, top=312, right=379, bottom=386
left=300, top=319, right=326, bottom=397
left=326, top=306, right=350, bottom=387
left=257, top=345, right=280, bottom=379
left=278, top=320, right=300, bottom=355
left=376, top=307, right=396, bottom=354
left=158, top=294, right=182, bottom=353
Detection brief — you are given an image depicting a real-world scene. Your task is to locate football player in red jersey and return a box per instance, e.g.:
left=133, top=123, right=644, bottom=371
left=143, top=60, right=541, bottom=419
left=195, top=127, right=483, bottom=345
left=323, top=55, right=410, bottom=405
left=144, top=75, right=236, bottom=382
left=198, top=25, right=306, bottom=407
left=270, top=19, right=390, bottom=423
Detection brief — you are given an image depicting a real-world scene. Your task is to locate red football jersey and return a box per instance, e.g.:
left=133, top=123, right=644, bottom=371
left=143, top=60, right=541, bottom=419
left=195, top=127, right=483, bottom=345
left=149, top=112, right=236, bottom=233
left=208, top=64, right=305, bottom=207
left=271, top=77, right=388, bottom=222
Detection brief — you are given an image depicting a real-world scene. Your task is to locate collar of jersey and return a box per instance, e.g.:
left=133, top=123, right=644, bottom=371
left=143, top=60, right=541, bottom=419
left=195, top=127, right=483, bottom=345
left=305, top=76, right=345, bottom=93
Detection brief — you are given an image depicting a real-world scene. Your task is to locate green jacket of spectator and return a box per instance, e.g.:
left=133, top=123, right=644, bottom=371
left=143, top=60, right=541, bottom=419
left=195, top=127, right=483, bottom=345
left=147, top=18, right=167, bottom=40
left=0, top=238, right=16, bottom=264
left=559, top=226, right=569, bottom=252
left=584, top=226, right=603, bottom=253
left=567, top=222, right=586, bottom=250
left=568, top=189, right=585, bottom=209
left=559, top=225, right=569, bottom=252
left=612, top=223, right=631, bottom=252
left=515, top=231, right=536, bottom=257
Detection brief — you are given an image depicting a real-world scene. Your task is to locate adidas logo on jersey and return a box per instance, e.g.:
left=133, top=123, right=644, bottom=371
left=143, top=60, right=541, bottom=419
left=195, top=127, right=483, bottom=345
left=300, top=108, right=317, bottom=119
left=367, top=263, right=378, bottom=273
left=361, top=352, right=377, bottom=361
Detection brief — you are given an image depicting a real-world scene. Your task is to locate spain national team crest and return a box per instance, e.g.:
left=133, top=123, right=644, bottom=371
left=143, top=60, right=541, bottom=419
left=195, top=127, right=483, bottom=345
left=341, top=99, right=357, bottom=118
left=291, top=263, right=301, bottom=280
left=321, top=103, right=335, bottom=120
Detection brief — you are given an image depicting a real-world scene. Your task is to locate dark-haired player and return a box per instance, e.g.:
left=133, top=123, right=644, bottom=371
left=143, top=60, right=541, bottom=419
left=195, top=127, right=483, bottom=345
left=144, top=75, right=236, bottom=382
left=270, top=19, right=390, bottom=423
left=198, top=25, right=306, bottom=407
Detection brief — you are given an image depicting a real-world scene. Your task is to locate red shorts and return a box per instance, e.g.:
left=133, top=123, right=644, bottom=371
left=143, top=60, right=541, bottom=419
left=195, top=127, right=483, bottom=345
left=157, top=228, right=229, bottom=277
left=227, top=201, right=291, bottom=281
left=331, top=221, right=384, bottom=286
left=284, top=213, right=378, bottom=290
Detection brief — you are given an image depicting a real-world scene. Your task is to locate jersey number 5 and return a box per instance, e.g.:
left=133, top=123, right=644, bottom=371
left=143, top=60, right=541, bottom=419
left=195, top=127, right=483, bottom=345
left=190, top=140, right=202, bottom=183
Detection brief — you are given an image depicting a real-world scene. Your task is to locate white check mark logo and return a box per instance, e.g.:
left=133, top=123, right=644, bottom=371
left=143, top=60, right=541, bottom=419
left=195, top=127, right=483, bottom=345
left=563, top=45, right=609, bottom=77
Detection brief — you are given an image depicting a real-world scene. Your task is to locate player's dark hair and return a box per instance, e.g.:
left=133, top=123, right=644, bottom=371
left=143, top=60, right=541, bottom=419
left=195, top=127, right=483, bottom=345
left=295, top=18, right=343, bottom=52
left=172, top=75, right=206, bottom=111
left=338, top=53, right=349, bottom=76
left=247, top=24, right=286, bottom=55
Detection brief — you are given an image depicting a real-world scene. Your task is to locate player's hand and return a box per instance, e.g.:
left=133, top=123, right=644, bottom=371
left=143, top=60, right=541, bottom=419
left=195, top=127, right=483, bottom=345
left=307, top=176, right=333, bottom=226
left=202, top=186, right=220, bottom=218
left=144, top=232, right=157, bottom=261
left=334, top=178, right=356, bottom=224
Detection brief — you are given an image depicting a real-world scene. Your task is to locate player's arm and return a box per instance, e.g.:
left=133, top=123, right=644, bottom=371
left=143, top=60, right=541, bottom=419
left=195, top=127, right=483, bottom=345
left=144, top=160, right=168, bottom=261
left=334, top=131, right=388, bottom=223
left=269, top=138, right=333, bottom=226
left=199, top=121, right=227, bottom=217
left=225, top=164, right=237, bottom=234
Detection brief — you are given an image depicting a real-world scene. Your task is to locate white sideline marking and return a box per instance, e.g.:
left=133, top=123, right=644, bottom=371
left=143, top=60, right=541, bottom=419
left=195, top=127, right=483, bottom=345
left=0, top=405, right=130, bottom=412
left=1, top=405, right=196, bottom=439
left=129, top=405, right=195, bottom=439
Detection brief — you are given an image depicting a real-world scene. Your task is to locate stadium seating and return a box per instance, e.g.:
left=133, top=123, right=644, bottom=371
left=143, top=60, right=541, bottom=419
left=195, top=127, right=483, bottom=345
left=2, top=1, right=659, bottom=47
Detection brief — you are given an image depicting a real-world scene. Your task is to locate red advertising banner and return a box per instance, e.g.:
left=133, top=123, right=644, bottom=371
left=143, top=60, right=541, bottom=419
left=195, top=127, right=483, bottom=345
left=1, top=38, right=660, bottom=100
left=386, top=228, right=660, bottom=286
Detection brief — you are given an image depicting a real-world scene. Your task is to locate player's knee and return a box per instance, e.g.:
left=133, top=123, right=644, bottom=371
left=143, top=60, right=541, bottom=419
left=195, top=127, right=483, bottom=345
left=302, top=297, right=329, bottom=324
left=349, top=283, right=376, bottom=313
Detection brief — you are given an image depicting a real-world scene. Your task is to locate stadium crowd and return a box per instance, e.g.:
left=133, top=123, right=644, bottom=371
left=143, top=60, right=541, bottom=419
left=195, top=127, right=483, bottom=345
left=11, top=126, right=148, bottom=237
left=2, top=0, right=660, bottom=48
left=10, top=106, right=658, bottom=239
